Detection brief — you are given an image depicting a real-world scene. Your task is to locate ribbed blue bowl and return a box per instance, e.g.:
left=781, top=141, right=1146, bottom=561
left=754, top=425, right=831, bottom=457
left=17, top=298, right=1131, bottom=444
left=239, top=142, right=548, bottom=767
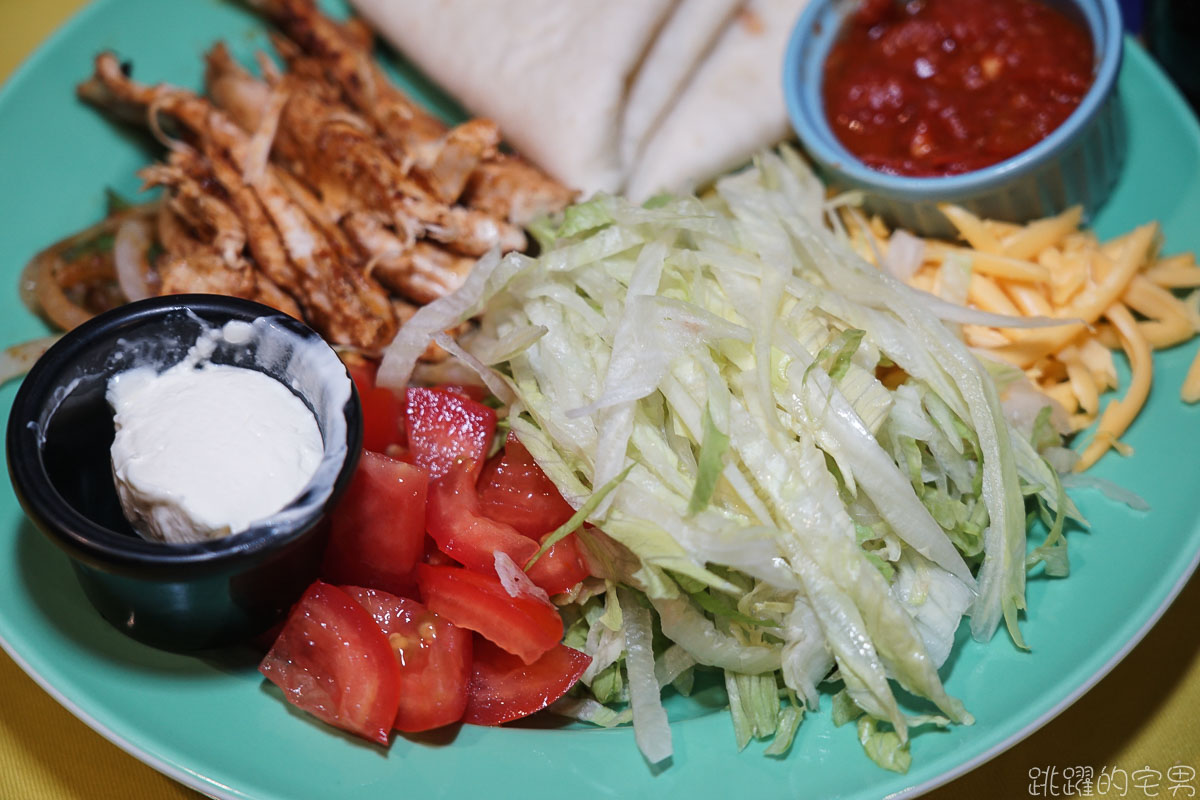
left=783, top=0, right=1126, bottom=237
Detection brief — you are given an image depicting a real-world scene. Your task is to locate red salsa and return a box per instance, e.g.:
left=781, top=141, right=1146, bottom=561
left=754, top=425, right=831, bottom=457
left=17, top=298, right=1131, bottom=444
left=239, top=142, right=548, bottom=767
left=821, top=0, right=1095, bottom=177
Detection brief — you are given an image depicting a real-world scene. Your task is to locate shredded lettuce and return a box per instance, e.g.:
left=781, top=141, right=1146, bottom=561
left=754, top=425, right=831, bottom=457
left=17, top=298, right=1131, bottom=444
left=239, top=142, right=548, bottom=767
left=620, top=588, right=672, bottom=765
left=857, top=717, right=913, bottom=773
left=382, top=147, right=1088, bottom=771
left=548, top=696, right=634, bottom=728
left=687, top=403, right=731, bottom=514
left=764, top=702, right=805, bottom=756
left=725, top=670, right=783, bottom=750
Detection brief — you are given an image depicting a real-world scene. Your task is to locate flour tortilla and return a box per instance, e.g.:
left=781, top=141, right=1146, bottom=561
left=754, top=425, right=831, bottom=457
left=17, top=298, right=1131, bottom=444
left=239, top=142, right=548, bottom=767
left=351, top=0, right=810, bottom=201
left=619, top=0, right=744, bottom=173
left=351, top=0, right=677, bottom=195
left=625, top=0, right=812, bottom=202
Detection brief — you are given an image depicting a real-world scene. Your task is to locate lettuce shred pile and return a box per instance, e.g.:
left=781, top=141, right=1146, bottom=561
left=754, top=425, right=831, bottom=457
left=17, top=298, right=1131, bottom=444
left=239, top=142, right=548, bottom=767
left=378, top=149, right=1082, bottom=771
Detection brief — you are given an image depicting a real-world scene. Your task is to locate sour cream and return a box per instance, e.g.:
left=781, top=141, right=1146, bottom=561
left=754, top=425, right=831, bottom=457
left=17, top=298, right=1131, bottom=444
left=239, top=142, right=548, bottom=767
left=108, top=359, right=324, bottom=544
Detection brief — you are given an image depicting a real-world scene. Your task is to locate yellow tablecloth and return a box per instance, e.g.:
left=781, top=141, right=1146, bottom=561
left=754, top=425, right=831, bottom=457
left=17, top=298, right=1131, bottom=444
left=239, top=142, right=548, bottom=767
left=1, top=2, right=1197, bottom=798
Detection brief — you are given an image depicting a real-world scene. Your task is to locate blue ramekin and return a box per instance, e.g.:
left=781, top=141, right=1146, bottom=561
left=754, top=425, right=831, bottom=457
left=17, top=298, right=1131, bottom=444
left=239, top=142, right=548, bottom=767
left=784, top=0, right=1126, bottom=237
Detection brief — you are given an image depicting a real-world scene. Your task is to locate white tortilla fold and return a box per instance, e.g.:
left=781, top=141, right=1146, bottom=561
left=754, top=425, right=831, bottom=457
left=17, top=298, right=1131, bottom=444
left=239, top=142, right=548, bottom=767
left=351, top=0, right=678, bottom=195
left=619, top=0, right=744, bottom=173
left=351, top=0, right=811, bottom=201
left=625, top=0, right=812, bottom=202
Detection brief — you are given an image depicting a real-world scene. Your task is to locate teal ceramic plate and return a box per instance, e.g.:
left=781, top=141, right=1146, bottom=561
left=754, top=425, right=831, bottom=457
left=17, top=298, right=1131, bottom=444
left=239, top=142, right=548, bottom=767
left=2, top=2, right=1199, bottom=798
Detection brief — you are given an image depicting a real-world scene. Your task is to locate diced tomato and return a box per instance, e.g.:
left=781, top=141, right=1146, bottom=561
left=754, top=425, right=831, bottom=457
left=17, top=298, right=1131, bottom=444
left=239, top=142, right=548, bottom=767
left=416, top=564, right=563, bottom=665
left=346, top=359, right=405, bottom=453
left=343, top=586, right=473, bottom=733
left=259, top=581, right=401, bottom=745
left=477, top=434, right=575, bottom=539
left=384, top=443, right=415, bottom=463
left=425, top=459, right=539, bottom=575
left=422, top=534, right=459, bottom=567
left=322, top=451, right=428, bottom=596
left=404, top=387, right=496, bottom=480
left=525, top=532, right=591, bottom=596
left=464, top=638, right=592, bottom=726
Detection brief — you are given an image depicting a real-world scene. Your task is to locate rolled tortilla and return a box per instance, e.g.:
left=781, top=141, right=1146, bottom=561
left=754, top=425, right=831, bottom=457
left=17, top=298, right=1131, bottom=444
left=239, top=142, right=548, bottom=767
left=351, top=0, right=677, bottom=195
left=625, top=0, right=812, bottom=202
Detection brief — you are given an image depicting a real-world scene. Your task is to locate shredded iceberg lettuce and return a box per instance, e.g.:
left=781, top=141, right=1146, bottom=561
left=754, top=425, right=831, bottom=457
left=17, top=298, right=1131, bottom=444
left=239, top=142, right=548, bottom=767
left=379, top=148, right=1085, bottom=772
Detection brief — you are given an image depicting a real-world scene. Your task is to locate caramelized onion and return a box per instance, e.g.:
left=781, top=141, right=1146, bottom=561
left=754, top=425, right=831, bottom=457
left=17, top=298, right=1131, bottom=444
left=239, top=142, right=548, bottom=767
left=0, top=335, right=61, bottom=387
left=113, top=217, right=157, bottom=302
left=19, top=202, right=158, bottom=330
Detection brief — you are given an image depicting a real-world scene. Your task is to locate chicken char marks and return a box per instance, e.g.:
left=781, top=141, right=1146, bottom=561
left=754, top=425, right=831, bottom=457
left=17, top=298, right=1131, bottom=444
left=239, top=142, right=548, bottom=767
left=79, top=52, right=397, bottom=350
left=73, top=1, right=574, bottom=354
left=249, top=0, right=575, bottom=225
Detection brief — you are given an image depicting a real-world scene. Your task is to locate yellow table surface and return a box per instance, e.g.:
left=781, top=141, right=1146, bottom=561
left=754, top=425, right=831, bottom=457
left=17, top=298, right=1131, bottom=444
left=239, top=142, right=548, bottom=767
left=1, top=2, right=1197, bottom=798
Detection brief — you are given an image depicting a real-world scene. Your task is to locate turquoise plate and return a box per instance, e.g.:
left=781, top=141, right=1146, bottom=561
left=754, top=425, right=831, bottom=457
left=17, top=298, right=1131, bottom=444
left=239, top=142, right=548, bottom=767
left=2, top=1, right=1199, bottom=798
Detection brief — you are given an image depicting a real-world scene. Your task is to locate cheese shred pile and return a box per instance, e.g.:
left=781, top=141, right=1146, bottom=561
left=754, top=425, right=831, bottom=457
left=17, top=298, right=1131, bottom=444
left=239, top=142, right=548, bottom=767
left=845, top=204, right=1200, bottom=472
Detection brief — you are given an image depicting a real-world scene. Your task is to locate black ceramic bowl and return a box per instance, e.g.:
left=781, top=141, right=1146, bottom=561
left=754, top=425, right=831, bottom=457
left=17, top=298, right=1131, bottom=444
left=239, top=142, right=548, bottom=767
left=6, top=295, right=362, bottom=651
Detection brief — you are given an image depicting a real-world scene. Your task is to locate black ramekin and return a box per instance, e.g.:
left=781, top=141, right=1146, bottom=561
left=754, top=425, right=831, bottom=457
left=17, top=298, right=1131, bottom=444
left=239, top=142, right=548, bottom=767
left=6, top=295, right=362, bottom=651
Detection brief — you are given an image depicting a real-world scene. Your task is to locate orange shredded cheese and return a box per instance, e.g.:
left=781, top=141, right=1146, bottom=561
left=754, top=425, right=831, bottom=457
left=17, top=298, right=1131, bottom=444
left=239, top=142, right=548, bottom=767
left=844, top=204, right=1200, bottom=470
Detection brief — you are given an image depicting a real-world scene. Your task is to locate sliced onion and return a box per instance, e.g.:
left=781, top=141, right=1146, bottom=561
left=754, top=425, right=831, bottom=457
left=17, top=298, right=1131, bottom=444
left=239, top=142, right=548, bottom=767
left=18, top=248, right=42, bottom=318
left=0, top=336, right=61, bottom=386
left=20, top=203, right=158, bottom=330
left=113, top=218, right=156, bottom=302
left=30, top=250, right=93, bottom=331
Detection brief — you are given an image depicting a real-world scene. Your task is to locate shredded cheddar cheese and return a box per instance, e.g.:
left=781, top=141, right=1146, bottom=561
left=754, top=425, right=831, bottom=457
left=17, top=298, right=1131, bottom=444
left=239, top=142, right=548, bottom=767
left=844, top=204, right=1200, bottom=471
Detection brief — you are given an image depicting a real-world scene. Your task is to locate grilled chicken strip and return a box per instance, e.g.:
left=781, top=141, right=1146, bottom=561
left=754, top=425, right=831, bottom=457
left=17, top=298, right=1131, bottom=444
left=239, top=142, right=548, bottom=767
left=462, top=154, right=580, bottom=227
left=419, top=117, right=501, bottom=206
left=200, top=147, right=313, bottom=313
left=206, top=42, right=524, bottom=256
left=342, top=211, right=474, bottom=304
left=141, top=159, right=248, bottom=270
left=248, top=0, right=446, bottom=159
left=144, top=151, right=303, bottom=317
left=153, top=199, right=301, bottom=317
left=79, top=52, right=398, bottom=350
left=248, top=0, right=574, bottom=222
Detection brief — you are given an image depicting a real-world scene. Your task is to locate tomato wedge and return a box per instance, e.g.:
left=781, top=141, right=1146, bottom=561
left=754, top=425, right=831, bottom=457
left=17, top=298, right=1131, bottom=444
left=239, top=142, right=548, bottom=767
left=464, top=638, right=592, bottom=726
left=525, top=532, right=591, bottom=596
left=259, top=581, right=401, bottom=745
left=477, top=433, right=575, bottom=539
left=416, top=564, right=563, bottom=665
left=346, top=359, right=405, bottom=453
left=405, top=387, right=496, bottom=480
left=343, top=586, right=473, bottom=733
left=425, top=459, right=539, bottom=575
left=322, top=451, right=428, bottom=596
